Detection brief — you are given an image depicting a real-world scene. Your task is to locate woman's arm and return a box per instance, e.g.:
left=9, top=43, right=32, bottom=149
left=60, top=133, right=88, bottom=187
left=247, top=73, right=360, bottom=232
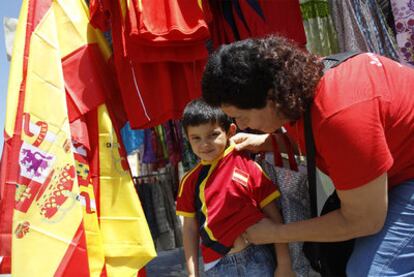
left=261, top=201, right=294, bottom=277
left=183, top=217, right=200, bottom=277
left=246, top=173, right=388, bottom=243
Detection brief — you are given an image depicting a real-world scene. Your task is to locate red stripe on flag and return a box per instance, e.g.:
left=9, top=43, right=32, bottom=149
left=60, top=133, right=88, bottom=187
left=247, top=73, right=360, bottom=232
left=0, top=256, right=11, bottom=274
left=30, top=0, right=53, bottom=31
left=0, top=133, right=16, bottom=258
left=54, top=223, right=90, bottom=276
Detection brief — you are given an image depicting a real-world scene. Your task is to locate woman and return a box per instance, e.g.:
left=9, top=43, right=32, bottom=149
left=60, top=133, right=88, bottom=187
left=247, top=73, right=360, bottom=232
left=201, top=36, right=414, bottom=276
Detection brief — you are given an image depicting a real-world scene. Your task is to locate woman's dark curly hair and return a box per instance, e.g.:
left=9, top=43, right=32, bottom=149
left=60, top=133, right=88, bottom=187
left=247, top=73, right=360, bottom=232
left=202, top=36, right=324, bottom=121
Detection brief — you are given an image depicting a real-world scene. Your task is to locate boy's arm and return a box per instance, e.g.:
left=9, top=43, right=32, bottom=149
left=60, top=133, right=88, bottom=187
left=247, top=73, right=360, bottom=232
left=262, top=200, right=295, bottom=277
left=183, top=216, right=200, bottom=277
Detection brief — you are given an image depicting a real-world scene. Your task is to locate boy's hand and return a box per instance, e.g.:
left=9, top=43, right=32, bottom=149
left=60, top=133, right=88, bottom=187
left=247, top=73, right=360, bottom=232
left=274, top=266, right=295, bottom=277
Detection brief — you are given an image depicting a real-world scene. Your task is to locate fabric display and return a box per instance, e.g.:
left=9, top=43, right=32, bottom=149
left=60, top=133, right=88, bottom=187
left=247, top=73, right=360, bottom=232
left=377, top=0, right=397, bottom=34
left=90, top=0, right=208, bottom=129
left=390, top=0, right=414, bottom=65
left=135, top=166, right=183, bottom=252
left=88, top=0, right=309, bottom=130
left=86, top=0, right=412, bottom=134
left=300, top=0, right=339, bottom=56
left=3, top=0, right=413, bottom=275
left=201, top=0, right=307, bottom=50
left=121, top=122, right=144, bottom=155
left=122, top=120, right=198, bottom=180
left=122, top=119, right=196, bottom=254
left=328, top=0, right=399, bottom=60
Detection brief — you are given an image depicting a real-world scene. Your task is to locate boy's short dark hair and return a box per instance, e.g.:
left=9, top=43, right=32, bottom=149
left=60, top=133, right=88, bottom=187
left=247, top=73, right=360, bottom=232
left=182, top=99, right=233, bottom=134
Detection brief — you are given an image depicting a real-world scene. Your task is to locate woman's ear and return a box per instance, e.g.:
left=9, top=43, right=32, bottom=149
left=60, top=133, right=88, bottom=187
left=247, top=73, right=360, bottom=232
left=227, top=123, right=237, bottom=138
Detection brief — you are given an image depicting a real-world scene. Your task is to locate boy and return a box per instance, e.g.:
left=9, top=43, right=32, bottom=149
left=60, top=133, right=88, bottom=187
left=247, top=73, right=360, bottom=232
left=176, top=99, right=294, bottom=276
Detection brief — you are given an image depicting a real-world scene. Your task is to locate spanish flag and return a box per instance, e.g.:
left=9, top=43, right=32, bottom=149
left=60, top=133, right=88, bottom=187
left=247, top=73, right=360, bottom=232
left=0, top=0, right=155, bottom=275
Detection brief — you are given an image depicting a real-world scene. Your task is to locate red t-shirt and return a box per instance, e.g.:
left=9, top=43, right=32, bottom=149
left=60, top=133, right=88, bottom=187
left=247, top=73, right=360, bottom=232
left=285, top=53, right=414, bottom=190
left=176, top=145, right=280, bottom=263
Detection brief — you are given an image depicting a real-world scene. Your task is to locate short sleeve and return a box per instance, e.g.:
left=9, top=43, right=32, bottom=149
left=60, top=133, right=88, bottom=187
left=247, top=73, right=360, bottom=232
left=176, top=171, right=197, bottom=217
left=317, top=99, right=393, bottom=190
left=250, top=162, right=280, bottom=208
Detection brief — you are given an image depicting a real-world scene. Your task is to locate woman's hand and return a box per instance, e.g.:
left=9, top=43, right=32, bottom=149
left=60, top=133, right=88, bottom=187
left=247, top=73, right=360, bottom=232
left=242, top=218, right=280, bottom=244
left=230, top=133, right=272, bottom=153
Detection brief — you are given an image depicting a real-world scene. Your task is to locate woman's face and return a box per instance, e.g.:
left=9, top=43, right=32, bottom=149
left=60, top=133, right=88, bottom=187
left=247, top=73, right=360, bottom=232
left=221, top=99, right=287, bottom=133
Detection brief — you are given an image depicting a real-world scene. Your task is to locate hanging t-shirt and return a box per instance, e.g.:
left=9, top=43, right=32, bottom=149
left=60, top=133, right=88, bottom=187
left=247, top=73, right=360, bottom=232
left=91, top=0, right=209, bottom=129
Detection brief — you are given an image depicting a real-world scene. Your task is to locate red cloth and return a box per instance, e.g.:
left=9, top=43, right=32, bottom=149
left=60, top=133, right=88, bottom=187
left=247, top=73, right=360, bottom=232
left=285, top=54, right=414, bottom=190
left=120, top=60, right=205, bottom=129
left=126, top=0, right=209, bottom=63
left=138, top=268, right=146, bottom=277
left=128, top=0, right=209, bottom=44
left=63, top=44, right=107, bottom=123
left=104, top=0, right=208, bottom=129
left=0, top=133, right=14, bottom=260
left=54, top=224, right=90, bottom=276
left=0, top=256, right=11, bottom=273
left=176, top=146, right=279, bottom=263
left=89, top=0, right=111, bottom=31
left=203, top=0, right=306, bottom=49
left=258, top=0, right=306, bottom=45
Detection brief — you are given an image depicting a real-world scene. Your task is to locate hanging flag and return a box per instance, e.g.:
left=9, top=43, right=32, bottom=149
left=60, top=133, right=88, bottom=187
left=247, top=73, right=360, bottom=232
left=96, top=104, right=157, bottom=276
left=60, top=0, right=157, bottom=275
left=1, top=0, right=155, bottom=275
left=0, top=0, right=89, bottom=275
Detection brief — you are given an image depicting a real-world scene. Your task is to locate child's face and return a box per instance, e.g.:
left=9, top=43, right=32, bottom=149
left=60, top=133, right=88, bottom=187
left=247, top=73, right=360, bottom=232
left=187, top=122, right=230, bottom=162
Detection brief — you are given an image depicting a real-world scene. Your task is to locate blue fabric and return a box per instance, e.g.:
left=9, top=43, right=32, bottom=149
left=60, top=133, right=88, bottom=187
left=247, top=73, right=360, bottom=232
left=347, top=180, right=414, bottom=276
left=351, top=0, right=399, bottom=60
left=143, top=128, right=157, bottom=163
left=205, top=244, right=275, bottom=277
left=120, top=122, right=144, bottom=154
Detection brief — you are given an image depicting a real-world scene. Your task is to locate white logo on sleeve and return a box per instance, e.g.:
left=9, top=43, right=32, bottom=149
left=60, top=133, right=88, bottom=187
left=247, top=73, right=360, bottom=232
left=232, top=168, right=249, bottom=187
left=367, top=53, right=383, bottom=67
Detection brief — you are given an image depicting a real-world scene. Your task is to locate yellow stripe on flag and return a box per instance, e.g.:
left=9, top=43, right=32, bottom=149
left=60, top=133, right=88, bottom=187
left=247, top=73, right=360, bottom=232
left=78, top=183, right=105, bottom=275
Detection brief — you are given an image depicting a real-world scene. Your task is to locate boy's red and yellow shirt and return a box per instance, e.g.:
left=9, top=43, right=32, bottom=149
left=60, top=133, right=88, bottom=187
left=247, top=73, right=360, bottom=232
left=176, top=145, right=280, bottom=263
